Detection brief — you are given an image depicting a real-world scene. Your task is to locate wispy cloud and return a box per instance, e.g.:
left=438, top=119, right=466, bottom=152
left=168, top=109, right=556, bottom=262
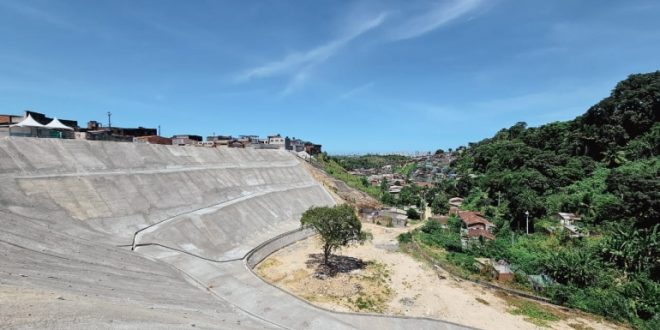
left=235, top=1, right=488, bottom=95
left=0, top=1, right=73, bottom=29
left=339, top=82, right=374, bottom=99
left=389, top=0, right=484, bottom=40
left=236, top=12, right=387, bottom=93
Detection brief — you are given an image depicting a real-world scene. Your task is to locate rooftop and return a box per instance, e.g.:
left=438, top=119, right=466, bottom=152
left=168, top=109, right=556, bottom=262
left=459, top=211, right=494, bottom=227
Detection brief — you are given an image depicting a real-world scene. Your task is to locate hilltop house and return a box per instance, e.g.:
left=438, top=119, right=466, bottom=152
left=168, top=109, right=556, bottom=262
left=172, top=134, right=202, bottom=146
left=459, top=211, right=496, bottom=240
left=267, top=134, right=286, bottom=149
left=207, top=135, right=234, bottom=147
left=76, top=121, right=157, bottom=142
left=134, top=135, right=172, bottom=145
left=286, top=138, right=306, bottom=152
left=304, top=142, right=322, bottom=155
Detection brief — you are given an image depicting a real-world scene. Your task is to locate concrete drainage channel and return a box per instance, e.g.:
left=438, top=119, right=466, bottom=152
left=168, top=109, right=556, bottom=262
left=132, top=226, right=472, bottom=329
left=245, top=227, right=317, bottom=268
left=129, top=182, right=320, bottom=251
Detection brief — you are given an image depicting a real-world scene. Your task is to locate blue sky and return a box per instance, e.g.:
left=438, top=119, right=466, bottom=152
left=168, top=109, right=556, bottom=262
left=1, top=0, right=659, bottom=154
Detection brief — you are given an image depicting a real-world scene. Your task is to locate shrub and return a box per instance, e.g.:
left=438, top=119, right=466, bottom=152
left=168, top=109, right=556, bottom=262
left=398, top=232, right=413, bottom=243
left=406, top=208, right=421, bottom=220
left=421, top=220, right=444, bottom=234
left=447, top=252, right=478, bottom=273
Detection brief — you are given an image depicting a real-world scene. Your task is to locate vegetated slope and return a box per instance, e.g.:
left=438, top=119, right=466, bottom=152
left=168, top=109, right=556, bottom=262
left=436, top=71, right=659, bottom=328
left=0, top=139, right=334, bottom=328
left=312, top=154, right=383, bottom=204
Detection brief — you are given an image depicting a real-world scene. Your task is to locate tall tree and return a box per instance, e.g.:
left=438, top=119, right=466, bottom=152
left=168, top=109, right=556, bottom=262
left=431, top=193, right=449, bottom=215
left=300, top=205, right=365, bottom=265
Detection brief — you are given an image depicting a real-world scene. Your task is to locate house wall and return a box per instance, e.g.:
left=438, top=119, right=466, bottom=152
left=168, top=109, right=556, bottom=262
left=496, top=272, right=514, bottom=282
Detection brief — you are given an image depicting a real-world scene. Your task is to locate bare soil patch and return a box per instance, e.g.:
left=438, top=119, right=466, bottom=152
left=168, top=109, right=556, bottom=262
left=256, top=223, right=627, bottom=330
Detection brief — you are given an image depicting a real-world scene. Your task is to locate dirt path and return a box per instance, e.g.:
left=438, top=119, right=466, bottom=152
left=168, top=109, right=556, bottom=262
left=256, top=223, right=625, bottom=330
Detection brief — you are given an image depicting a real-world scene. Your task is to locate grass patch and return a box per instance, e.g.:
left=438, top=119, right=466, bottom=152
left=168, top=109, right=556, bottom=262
left=257, top=257, right=281, bottom=270
left=510, top=301, right=560, bottom=327
left=498, top=293, right=563, bottom=327
left=345, top=261, right=393, bottom=313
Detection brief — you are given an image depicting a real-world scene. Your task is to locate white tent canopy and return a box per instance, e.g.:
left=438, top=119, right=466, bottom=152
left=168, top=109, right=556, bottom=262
left=10, top=114, right=45, bottom=128
left=45, top=118, right=73, bottom=130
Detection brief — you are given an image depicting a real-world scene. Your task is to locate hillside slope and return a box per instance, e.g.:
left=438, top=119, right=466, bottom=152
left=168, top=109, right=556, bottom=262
left=436, top=71, right=659, bottom=328
left=0, top=138, right=463, bottom=329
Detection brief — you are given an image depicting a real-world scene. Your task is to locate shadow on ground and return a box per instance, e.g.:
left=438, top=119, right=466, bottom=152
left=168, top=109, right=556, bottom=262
left=306, top=253, right=366, bottom=277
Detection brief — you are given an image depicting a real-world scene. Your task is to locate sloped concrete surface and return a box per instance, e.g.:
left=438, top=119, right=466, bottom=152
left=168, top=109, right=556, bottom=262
left=0, top=138, right=468, bottom=329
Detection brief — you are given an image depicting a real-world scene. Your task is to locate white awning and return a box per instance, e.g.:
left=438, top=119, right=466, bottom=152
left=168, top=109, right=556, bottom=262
left=10, top=114, right=45, bottom=128
left=45, top=118, right=73, bottom=130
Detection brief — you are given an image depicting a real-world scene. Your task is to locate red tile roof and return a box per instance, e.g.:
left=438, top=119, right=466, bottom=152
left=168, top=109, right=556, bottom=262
left=459, top=211, right=494, bottom=227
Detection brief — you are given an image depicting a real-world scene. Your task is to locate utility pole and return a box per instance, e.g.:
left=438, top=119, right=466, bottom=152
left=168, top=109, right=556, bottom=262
left=525, top=210, right=530, bottom=235
left=107, top=112, right=112, bottom=129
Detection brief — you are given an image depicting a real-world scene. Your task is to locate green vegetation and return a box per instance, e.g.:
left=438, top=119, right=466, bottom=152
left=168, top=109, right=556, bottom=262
left=347, top=261, right=393, bottom=313
left=406, top=208, right=420, bottom=220
left=315, top=154, right=382, bottom=198
left=401, top=72, right=660, bottom=329
left=396, top=162, right=417, bottom=177
left=301, top=205, right=366, bottom=265
left=506, top=296, right=562, bottom=327
left=431, top=193, right=449, bottom=215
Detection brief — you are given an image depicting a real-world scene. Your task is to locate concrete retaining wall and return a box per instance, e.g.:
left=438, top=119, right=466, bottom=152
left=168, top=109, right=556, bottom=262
left=246, top=227, right=316, bottom=269
left=0, top=138, right=335, bottom=253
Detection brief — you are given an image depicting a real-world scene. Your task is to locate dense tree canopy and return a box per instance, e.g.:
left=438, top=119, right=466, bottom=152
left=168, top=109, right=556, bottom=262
left=432, top=71, right=660, bottom=328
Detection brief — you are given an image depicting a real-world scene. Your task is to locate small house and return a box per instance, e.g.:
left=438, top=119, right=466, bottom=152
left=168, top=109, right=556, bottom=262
left=475, top=258, right=514, bottom=282
left=448, top=197, right=464, bottom=208
left=557, top=212, right=581, bottom=226
left=133, top=135, right=172, bottom=145
left=459, top=211, right=496, bottom=241
left=557, top=212, right=585, bottom=238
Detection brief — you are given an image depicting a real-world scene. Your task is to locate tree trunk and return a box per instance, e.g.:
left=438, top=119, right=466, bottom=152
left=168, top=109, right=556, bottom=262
left=323, top=244, right=332, bottom=265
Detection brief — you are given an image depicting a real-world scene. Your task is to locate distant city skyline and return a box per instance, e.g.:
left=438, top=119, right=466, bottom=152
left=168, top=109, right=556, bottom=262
left=1, top=0, right=659, bottom=154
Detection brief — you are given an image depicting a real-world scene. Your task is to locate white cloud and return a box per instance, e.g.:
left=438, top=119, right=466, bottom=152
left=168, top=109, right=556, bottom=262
left=235, top=12, right=388, bottom=92
left=389, top=0, right=484, bottom=40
